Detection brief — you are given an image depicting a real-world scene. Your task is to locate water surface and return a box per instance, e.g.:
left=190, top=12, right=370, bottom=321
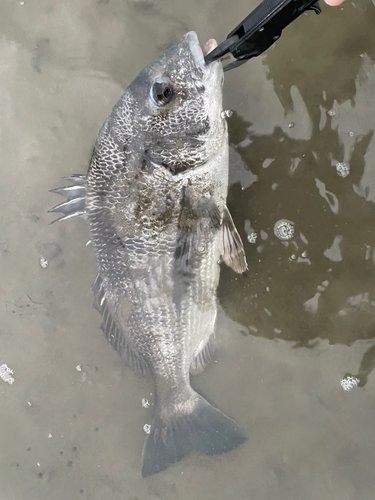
left=1, top=0, right=375, bottom=498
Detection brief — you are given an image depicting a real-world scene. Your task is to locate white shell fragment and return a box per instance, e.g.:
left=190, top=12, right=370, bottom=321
left=335, top=162, right=350, bottom=178
left=327, top=109, right=336, bottom=117
left=76, top=365, right=82, bottom=372
left=274, top=219, right=295, bottom=241
left=40, top=257, right=49, bottom=268
left=340, top=376, right=359, bottom=391
left=141, top=398, right=150, bottom=408
left=143, top=424, right=151, bottom=434
left=0, top=364, right=14, bottom=385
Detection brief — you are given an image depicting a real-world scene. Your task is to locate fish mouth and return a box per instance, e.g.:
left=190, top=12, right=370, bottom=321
left=186, top=31, right=218, bottom=71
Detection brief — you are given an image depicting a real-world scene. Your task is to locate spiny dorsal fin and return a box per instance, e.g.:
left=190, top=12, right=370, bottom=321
left=49, top=185, right=86, bottom=200
left=63, top=174, right=86, bottom=185
left=48, top=176, right=87, bottom=224
left=219, top=206, right=248, bottom=274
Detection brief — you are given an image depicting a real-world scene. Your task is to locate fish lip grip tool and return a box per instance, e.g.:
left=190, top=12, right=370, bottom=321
left=205, top=0, right=321, bottom=70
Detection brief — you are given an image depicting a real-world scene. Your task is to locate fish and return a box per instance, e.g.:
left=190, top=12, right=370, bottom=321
left=50, top=31, right=248, bottom=477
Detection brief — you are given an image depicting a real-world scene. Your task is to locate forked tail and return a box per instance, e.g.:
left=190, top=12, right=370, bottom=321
left=141, top=391, right=246, bottom=477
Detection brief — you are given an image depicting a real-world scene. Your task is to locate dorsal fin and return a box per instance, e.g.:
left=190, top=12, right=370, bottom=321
left=48, top=176, right=87, bottom=224
left=92, top=274, right=150, bottom=377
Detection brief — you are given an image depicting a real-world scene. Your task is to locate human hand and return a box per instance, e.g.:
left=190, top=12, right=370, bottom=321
left=324, top=0, right=346, bottom=5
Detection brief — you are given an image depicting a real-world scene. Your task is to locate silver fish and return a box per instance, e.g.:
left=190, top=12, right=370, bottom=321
left=50, top=32, right=247, bottom=477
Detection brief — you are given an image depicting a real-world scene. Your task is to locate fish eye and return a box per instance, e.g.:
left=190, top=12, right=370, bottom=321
left=151, top=80, right=174, bottom=105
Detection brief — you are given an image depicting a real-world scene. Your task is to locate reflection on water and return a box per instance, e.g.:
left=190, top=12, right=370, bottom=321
left=221, top=3, right=375, bottom=351
left=0, top=0, right=375, bottom=498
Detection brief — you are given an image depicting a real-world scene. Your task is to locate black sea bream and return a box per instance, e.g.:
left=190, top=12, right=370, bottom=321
left=50, top=32, right=247, bottom=477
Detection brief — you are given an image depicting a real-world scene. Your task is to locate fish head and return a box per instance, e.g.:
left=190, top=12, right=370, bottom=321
left=111, top=32, right=226, bottom=174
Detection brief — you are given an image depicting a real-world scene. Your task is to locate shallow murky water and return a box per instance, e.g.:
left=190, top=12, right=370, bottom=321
left=1, top=0, right=375, bottom=498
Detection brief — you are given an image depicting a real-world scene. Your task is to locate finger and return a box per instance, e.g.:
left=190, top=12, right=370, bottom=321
left=324, top=0, right=346, bottom=5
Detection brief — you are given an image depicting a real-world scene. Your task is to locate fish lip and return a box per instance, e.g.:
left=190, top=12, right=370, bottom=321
left=186, top=31, right=218, bottom=71
left=186, top=31, right=206, bottom=70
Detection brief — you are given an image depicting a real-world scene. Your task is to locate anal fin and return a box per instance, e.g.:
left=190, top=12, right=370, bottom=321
left=190, top=333, right=215, bottom=375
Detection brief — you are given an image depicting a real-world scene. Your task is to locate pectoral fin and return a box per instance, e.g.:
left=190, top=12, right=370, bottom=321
left=219, top=206, right=248, bottom=274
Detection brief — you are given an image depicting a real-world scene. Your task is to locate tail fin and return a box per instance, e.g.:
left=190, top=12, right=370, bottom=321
left=141, top=393, right=246, bottom=477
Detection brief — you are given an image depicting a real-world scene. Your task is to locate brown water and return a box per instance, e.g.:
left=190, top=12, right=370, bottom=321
left=1, top=0, right=375, bottom=498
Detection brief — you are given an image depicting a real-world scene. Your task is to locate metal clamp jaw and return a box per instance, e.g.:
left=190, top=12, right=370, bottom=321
left=205, top=0, right=321, bottom=70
